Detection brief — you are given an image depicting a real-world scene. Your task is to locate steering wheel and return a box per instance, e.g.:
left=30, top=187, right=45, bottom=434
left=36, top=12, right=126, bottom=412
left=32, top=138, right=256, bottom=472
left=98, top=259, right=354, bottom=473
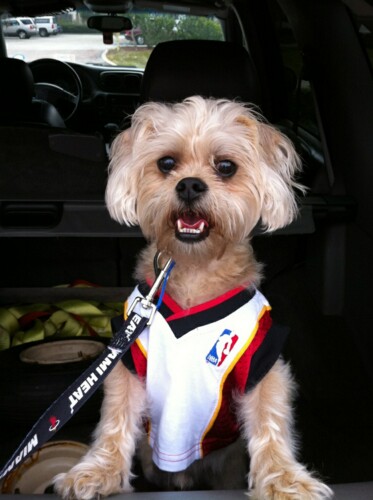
left=29, top=58, right=82, bottom=122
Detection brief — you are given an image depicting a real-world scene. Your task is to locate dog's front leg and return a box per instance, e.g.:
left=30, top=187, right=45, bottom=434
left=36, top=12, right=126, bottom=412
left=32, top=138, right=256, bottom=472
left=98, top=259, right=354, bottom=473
left=54, top=363, right=146, bottom=499
left=238, top=358, right=333, bottom=499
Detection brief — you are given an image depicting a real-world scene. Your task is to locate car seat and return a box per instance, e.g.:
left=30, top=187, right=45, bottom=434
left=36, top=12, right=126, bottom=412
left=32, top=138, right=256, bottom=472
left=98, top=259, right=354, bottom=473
left=0, top=57, right=65, bottom=128
left=140, top=40, right=263, bottom=109
left=136, top=38, right=320, bottom=237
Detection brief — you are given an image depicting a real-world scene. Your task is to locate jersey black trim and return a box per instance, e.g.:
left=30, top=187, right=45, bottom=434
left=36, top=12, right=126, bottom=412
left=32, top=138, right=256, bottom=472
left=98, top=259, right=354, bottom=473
left=166, top=287, right=255, bottom=339
left=245, top=323, right=289, bottom=391
left=138, top=282, right=256, bottom=339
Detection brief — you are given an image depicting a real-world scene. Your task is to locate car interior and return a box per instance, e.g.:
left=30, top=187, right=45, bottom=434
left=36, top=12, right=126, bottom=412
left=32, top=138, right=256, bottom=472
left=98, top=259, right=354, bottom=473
left=0, top=0, right=372, bottom=497
left=0, top=57, right=66, bottom=126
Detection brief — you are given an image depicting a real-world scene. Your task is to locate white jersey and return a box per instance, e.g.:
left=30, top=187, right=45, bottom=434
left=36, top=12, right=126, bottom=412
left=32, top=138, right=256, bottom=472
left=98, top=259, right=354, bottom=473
left=121, top=284, right=284, bottom=472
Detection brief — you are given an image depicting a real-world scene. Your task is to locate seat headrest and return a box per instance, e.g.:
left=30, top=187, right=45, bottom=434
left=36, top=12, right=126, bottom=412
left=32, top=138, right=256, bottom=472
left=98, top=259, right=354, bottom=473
left=0, top=58, right=65, bottom=127
left=140, top=40, right=262, bottom=107
left=0, top=58, right=34, bottom=114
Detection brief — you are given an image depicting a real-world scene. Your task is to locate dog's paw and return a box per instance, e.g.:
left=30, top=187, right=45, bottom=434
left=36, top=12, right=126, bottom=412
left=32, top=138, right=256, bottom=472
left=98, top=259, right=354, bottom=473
left=250, top=469, right=333, bottom=499
left=53, top=465, right=132, bottom=500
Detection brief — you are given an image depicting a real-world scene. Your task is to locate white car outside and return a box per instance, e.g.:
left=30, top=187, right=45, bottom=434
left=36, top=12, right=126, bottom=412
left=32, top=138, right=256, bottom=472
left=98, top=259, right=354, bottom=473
left=34, top=16, right=59, bottom=37
left=1, top=17, right=38, bottom=39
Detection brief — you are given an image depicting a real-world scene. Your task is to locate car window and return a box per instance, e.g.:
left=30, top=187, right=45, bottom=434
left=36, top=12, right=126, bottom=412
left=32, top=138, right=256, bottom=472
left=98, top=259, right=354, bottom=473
left=268, top=0, right=321, bottom=138
left=1, top=7, right=225, bottom=68
left=342, top=0, right=373, bottom=69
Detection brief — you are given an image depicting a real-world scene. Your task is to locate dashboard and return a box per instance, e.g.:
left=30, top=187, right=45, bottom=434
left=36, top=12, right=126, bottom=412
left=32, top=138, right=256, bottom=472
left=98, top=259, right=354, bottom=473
left=70, top=62, right=143, bottom=128
left=30, top=58, right=143, bottom=136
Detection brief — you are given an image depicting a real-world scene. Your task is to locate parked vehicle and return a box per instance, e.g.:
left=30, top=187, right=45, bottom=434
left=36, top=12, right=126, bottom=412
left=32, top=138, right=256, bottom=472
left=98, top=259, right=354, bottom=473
left=123, top=26, right=145, bottom=45
left=1, top=17, right=37, bottom=38
left=34, top=16, right=60, bottom=36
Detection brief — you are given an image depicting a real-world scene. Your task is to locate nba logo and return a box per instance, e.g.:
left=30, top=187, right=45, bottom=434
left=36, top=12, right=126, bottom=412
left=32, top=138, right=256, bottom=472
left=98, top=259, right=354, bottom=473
left=206, top=329, right=239, bottom=367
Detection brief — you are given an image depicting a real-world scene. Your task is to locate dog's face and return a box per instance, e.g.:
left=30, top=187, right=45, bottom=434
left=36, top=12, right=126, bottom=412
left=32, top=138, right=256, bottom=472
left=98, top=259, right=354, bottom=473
left=106, top=97, right=302, bottom=259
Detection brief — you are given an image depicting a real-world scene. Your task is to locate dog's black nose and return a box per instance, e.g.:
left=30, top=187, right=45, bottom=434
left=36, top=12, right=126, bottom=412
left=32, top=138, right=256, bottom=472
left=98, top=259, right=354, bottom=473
left=176, top=177, right=208, bottom=202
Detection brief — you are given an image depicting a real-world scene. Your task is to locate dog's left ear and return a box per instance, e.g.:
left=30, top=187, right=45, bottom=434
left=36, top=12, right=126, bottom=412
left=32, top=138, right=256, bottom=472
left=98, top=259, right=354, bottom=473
left=256, top=120, right=303, bottom=232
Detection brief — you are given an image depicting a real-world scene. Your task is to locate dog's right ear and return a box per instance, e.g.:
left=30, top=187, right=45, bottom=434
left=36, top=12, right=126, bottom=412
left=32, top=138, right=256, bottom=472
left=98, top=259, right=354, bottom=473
left=105, top=129, right=139, bottom=226
left=105, top=118, right=155, bottom=226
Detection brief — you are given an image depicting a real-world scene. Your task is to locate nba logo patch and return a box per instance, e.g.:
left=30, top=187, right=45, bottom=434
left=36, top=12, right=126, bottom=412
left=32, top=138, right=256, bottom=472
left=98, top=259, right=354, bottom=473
left=206, top=329, right=239, bottom=367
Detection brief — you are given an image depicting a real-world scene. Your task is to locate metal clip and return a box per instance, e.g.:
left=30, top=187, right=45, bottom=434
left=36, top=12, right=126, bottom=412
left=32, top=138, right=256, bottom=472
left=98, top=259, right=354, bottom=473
left=127, top=252, right=174, bottom=326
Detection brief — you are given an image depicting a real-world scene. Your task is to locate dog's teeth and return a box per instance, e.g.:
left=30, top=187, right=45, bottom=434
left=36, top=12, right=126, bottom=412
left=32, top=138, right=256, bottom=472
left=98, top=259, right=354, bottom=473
left=176, top=218, right=206, bottom=235
left=179, top=228, right=201, bottom=234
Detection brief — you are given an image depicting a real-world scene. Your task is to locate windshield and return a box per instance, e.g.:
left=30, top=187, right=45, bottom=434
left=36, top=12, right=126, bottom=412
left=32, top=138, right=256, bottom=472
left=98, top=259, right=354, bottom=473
left=1, top=8, right=225, bottom=68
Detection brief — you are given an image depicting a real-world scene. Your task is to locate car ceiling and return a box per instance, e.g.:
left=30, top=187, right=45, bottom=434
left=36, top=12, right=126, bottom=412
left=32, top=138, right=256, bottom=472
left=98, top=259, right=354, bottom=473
left=0, top=0, right=231, bottom=16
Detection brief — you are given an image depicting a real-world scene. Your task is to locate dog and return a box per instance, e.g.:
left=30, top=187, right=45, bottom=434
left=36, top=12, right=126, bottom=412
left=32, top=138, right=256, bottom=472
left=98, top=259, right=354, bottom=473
left=54, top=96, right=333, bottom=499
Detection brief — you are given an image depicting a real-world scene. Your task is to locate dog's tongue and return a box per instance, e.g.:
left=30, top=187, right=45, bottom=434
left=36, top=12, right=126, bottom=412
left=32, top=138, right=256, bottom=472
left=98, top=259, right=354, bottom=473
left=180, top=213, right=207, bottom=229
left=176, top=213, right=209, bottom=235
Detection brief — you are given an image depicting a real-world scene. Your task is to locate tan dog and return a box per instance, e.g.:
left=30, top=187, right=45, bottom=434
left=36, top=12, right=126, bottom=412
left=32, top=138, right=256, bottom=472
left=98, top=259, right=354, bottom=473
left=54, top=97, right=333, bottom=499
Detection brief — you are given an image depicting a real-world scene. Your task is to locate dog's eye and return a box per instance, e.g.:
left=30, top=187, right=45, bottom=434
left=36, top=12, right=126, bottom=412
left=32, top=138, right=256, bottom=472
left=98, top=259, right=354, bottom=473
left=157, top=156, right=176, bottom=174
left=215, top=160, right=237, bottom=178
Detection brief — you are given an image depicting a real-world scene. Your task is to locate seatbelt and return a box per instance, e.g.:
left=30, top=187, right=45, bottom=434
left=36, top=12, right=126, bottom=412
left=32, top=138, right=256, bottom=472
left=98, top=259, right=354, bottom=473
left=0, top=254, right=175, bottom=481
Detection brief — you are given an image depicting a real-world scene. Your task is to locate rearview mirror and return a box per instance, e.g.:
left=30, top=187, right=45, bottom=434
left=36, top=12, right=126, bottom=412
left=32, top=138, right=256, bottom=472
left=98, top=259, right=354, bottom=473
left=87, top=15, right=132, bottom=44
left=87, top=15, right=132, bottom=33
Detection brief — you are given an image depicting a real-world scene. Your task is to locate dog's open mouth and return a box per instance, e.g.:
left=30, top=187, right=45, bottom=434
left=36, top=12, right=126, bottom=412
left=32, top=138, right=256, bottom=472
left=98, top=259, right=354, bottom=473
left=175, top=212, right=210, bottom=243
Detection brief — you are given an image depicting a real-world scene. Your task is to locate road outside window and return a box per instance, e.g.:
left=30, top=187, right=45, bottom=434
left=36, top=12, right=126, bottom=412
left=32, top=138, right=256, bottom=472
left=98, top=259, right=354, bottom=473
left=1, top=8, right=224, bottom=68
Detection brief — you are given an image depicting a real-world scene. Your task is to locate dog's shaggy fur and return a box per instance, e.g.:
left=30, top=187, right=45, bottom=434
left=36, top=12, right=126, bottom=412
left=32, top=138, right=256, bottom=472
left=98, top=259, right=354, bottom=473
left=54, top=97, right=333, bottom=499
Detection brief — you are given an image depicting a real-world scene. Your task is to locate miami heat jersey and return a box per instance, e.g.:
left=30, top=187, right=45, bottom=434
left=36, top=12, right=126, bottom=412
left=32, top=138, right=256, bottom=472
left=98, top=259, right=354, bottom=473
left=115, top=284, right=288, bottom=473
